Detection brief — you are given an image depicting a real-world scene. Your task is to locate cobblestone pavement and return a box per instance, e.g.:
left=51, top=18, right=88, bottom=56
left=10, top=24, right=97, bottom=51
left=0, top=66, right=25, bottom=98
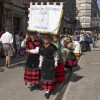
left=62, top=41, right=100, bottom=100
left=0, top=55, right=70, bottom=100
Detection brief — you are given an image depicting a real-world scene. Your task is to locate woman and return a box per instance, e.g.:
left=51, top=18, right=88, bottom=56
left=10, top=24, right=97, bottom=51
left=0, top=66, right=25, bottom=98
left=21, top=32, right=40, bottom=91
left=39, top=34, right=58, bottom=99
left=64, top=36, right=78, bottom=72
left=52, top=35, right=65, bottom=83
left=84, top=33, right=91, bottom=51
left=15, top=32, right=21, bottom=57
left=73, top=40, right=82, bottom=58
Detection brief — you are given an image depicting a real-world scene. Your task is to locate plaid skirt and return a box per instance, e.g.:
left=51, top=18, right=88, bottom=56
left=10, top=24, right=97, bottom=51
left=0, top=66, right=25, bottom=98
left=65, top=53, right=78, bottom=68
left=56, top=62, right=65, bottom=82
left=24, top=68, right=40, bottom=84
left=42, top=81, right=56, bottom=90
left=65, top=59, right=78, bottom=68
left=24, top=53, right=40, bottom=84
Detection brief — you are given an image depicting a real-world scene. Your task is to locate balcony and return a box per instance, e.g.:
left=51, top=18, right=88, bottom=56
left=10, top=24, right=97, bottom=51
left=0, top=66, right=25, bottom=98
left=78, top=5, right=91, bottom=10
left=77, top=0, right=91, bottom=4
left=81, top=23, right=91, bottom=28
left=78, top=12, right=91, bottom=17
left=80, top=18, right=91, bottom=23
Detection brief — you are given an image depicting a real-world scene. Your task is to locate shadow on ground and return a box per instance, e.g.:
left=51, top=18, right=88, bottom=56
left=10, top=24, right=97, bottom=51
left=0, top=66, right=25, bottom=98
left=71, top=73, right=84, bottom=82
left=0, top=68, right=5, bottom=72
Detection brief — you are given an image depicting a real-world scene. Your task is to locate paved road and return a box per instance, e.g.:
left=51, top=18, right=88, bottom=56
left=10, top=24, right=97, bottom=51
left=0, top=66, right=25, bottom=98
left=0, top=55, right=70, bottom=100
left=62, top=41, right=100, bottom=100
left=1, top=41, right=99, bottom=100
left=0, top=56, right=26, bottom=68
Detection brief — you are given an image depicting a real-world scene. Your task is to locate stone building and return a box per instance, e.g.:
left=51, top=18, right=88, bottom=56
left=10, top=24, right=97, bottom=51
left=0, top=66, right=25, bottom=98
left=0, top=0, right=27, bottom=33
left=76, top=0, right=99, bottom=31
left=0, top=0, right=4, bottom=30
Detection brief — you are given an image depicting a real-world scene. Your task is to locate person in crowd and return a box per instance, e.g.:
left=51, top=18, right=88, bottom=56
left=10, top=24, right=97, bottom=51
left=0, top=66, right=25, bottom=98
left=79, top=32, right=84, bottom=43
left=52, top=35, right=65, bottom=83
left=61, top=34, right=68, bottom=46
left=0, top=30, right=3, bottom=58
left=39, top=34, right=58, bottom=99
left=0, top=30, right=3, bottom=38
left=1, top=27, right=15, bottom=68
left=73, top=38, right=82, bottom=61
left=84, top=32, right=91, bottom=51
left=21, top=31, right=41, bottom=91
left=15, top=32, right=21, bottom=57
left=64, top=36, right=78, bottom=72
left=93, top=32, right=97, bottom=48
left=73, top=32, right=80, bottom=41
left=18, top=32, right=24, bottom=56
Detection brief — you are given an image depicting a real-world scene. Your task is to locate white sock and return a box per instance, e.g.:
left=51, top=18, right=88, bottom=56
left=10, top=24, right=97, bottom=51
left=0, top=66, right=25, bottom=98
left=45, top=90, right=50, bottom=93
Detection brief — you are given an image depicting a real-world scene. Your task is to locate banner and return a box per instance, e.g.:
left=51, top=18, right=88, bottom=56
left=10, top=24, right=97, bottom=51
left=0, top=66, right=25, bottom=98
left=28, top=3, right=63, bottom=34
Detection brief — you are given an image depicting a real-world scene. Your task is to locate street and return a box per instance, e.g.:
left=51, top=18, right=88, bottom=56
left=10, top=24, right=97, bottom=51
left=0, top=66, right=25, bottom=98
left=62, top=41, right=100, bottom=100
left=0, top=55, right=70, bottom=100
left=0, top=41, right=100, bottom=100
left=0, top=0, right=100, bottom=100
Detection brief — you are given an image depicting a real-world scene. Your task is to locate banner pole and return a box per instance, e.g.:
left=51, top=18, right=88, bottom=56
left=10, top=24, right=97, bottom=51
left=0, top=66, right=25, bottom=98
left=58, top=3, right=64, bottom=63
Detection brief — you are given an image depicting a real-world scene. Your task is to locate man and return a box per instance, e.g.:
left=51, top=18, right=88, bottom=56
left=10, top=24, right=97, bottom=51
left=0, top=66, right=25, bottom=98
left=1, top=27, right=15, bottom=68
left=93, top=32, right=97, bottom=48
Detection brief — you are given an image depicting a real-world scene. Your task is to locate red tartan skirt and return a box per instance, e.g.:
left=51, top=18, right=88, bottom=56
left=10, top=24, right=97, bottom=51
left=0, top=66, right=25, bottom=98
left=42, top=81, right=56, bottom=90
left=24, top=69, right=40, bottom=84
left=65, top=59, right=78, bottom=68
left=56, top=62, right=65, bottom=82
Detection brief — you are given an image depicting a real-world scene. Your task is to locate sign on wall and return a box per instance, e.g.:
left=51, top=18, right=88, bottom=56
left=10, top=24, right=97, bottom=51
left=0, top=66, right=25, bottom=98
left=28, top=2, right=63, bottom=34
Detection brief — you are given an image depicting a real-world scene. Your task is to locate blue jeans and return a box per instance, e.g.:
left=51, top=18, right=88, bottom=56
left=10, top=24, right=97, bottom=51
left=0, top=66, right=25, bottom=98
left=93, top=41, right=97, bottom=48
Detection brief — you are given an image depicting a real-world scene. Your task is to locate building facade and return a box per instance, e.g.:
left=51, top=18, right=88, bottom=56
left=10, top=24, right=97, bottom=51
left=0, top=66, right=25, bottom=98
left=0, top=0, right=4, bottom=30
left=0, top=0, right=27, bottom=33
left=76, top=0, right=99, bottom=31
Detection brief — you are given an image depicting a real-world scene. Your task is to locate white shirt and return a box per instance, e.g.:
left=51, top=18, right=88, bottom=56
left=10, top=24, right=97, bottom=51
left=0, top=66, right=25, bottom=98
left=1, top=31, right=13, bottom=44
left=79, top=34, right=84, bottom=42
left=73, top=41, right=81, bottom=54
left=15, top=35, right=20, bottom=44
left=21, top=39, right=39, bottom=54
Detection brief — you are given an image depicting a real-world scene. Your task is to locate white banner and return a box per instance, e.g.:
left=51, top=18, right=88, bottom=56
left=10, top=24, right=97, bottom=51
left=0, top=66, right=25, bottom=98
left=28, top=3, right=63, bottom=34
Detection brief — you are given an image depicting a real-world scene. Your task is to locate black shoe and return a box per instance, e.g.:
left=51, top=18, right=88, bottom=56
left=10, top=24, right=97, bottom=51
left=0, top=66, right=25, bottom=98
left=30, top=86, right=34, bottom=91
left=34, top=84, right=39, bottom=90
left=45, top=93, right=50, bottom=99
left=25, top=82, right=27, bottom=85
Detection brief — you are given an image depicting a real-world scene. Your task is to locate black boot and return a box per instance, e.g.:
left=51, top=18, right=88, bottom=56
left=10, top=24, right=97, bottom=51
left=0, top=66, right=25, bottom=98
left=34, top=84, right=39, bottom=90
left=30, top=83, right=34, bottom=91
left=45, top=93, right=50, bottom=99
left=30, top=86, right=35, bottom=91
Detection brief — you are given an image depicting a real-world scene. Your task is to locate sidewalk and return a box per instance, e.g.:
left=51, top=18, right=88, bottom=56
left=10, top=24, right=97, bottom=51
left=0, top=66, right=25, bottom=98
left=0, top=56, right=26, bottom=73
left=0, top=56, right=70, bottom=100
left=0, top=56, right=26, bottom=68
left=62, top=41, right=100, bottom=100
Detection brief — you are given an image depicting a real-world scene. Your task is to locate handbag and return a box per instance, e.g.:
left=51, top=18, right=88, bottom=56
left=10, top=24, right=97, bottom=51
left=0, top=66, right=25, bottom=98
left=74, top=53, right=81, bottom=57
